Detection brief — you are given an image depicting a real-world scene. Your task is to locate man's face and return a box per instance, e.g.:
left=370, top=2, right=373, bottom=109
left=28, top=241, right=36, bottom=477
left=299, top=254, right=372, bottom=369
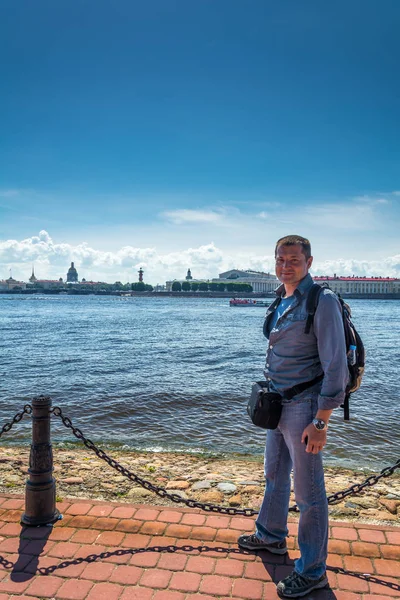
left=275, top=244, right=313, bottom=287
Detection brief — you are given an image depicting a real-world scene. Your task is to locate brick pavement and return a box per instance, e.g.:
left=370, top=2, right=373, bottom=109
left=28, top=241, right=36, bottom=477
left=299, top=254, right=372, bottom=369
left=0, top=494, right=399, bottom=599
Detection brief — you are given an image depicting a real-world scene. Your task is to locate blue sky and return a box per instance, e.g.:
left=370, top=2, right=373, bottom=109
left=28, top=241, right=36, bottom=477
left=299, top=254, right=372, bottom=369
left=0, top=0, right=399, bottom=283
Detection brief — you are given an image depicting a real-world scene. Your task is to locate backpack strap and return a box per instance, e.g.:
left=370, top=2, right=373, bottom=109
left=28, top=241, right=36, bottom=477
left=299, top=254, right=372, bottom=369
left=341, top=393, right=350, bottom=421
left=263, top=296, right=282, bottom=338
left=304, top=283, right=324, bottom=334
left=282, top=373, right=324, bottom=400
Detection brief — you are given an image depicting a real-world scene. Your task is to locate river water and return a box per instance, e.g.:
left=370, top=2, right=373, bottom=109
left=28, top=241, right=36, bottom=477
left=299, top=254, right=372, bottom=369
left=0, top=294, right=399, bottom=471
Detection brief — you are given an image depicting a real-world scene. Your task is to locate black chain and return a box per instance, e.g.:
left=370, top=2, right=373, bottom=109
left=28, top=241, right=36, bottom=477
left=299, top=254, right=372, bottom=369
left=0, top=405, right=32, bottom=438
left=51, top=406, right=400, bottom=515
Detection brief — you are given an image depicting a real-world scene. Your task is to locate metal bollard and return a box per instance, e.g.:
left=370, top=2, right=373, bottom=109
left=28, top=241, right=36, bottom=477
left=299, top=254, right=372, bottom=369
left=21, top=396, right=61, bottom=526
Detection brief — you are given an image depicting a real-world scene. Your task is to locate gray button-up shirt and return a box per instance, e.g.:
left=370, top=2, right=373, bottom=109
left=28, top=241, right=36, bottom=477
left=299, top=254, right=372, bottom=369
left=263, top=273, right=349, bottom=410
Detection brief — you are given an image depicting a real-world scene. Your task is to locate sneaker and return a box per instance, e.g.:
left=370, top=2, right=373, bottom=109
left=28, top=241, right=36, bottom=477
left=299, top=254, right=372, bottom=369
left=277, top=570, right=328, bottom=598
left=237, top=533, right=287, bottom=554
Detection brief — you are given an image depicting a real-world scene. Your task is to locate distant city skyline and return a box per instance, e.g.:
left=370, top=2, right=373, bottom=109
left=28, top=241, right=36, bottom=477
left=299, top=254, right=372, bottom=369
left=1, top=227, right=399, bottom=286
left=1, top=2, right=399, bottom=283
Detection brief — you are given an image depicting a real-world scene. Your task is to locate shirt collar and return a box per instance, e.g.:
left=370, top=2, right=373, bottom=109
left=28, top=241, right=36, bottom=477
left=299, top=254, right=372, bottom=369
left=275, top=273, right=314, bottom=298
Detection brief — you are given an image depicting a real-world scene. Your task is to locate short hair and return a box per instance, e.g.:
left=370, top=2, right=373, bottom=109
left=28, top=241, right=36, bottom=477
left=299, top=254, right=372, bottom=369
left=275, top=235, right=312, bottom=260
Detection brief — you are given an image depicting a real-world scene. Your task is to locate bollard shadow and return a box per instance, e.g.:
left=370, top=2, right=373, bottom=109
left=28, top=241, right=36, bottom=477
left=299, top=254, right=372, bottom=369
left=10, top=525, right=52, bottom=582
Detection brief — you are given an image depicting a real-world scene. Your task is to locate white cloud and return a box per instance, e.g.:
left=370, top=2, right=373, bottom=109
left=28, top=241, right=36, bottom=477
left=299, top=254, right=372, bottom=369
left=0, top=189, right=21, bottom=198
left=161, top=209, right=223, bottom=225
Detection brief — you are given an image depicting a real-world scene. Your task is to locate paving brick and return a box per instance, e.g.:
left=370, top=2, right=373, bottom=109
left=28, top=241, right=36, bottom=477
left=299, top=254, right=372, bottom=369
left=88, top=504, right=115, bottom=517
left=140, top=521, right=167, bottom=535
left=190, top=526, right=216, bottom=541
left=380, top=544, right=400, bottom=560
left=244, top=561, right=274, bottom=581
left=157, top=553, right=187, bottom=571
left=48, top=526, right=76, bottom=541
left=215, top=528, right=240, bottom=543
left=81, top=561, right=115, bottom=581
left=0, top=537, right=27, bottom=553
left=121, top=533, right=151, bottom=548
left=56, top=578, right=94, bottom=599
left=152, top=591, right=185, bottom=600
left=214, top=557, right=244, bottom=577
left=86, top=581, right=123, bottom=600
left=109, top=564, right=143, bottom=584
left=0, top=573, right=31, bottom=594
left=157, top=510, right=182, bottom=523
left=204, top=515, right=231, bottom=529
left=68, top=515, right=97, bottom=528
left=70, top=528, right=100, bottom=544
left=0, top=499, right=24, bottom=510
left=181, top=513, right=206, bottom=526
left=330, top=592, right=362, bottom=600
left=120, top=587, right=153, bottom=600
left=115, top=519, right=142, bottom=533
left=336, top=573, right=370, bottom=593
left=134, top=508, right=160, bottom=521
left=74, top=543, right=107, bottom=559
left=363, top=596, right=397, bottom=600
left=373, top=558, right=400, bottom=577
left=169, top=571, right=202, bottom=592
left=229, top=517, right=255, bottom=531
left=232, top=577, right=264, bottom=599
left=165, top=524, right=192, bottom=538
left=186, top=555, right=215, bottom=574
left=51, top=560, right=87, bottom=578
left=47, top=541, right=81, bottom=558
left=0, top=523, right=23, bottom=536
left=96, top=531, right=125, bottom=546
left=368, top=577, right=400, bottom=597
left=103, top=547, right=132, bottom=564
left=65, top=503, right=93, bottom=515
left=358, top=529, right=386, bottom=543
left=263, top=581, right=282, bottom=599
left=386, top=531, right=400, bottom=545
left=328, top=539, right=351, bottom=555
left=130, top=551, right=160, bottom=567
left=24, top=575, right=64, bottom=597
left=140, top=567, right=172, bottom=588
left=332, top=527, right=359, bottom=541
left=343, top=555, right=374, bottom=574
left=0, top=510, right=22, bottom=522
left=93, top=517, right=119, bottom=531
left=351, top=541, right=381, bottom=558
left=110, top=506, right=137, bottom=519
left=327, top=552, right=344, bottom=569
left=199, top=574, right=232, bottom=596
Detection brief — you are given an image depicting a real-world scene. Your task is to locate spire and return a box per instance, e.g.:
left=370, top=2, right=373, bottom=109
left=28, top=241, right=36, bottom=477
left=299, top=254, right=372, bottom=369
left=29, top=264, right=37, bottom=282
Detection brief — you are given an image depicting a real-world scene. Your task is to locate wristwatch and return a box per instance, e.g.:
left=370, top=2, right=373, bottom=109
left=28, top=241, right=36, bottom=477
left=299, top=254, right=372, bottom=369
left=312, top=418, right=328, bottom=431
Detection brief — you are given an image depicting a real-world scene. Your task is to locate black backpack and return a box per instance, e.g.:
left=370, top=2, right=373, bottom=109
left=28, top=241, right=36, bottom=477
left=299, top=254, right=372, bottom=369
left=305, top=283, right=365, bottom=420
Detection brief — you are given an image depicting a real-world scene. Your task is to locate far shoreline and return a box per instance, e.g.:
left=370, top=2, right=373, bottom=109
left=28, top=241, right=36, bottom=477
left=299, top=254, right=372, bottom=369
left=1, top=290, right=400, bottom=299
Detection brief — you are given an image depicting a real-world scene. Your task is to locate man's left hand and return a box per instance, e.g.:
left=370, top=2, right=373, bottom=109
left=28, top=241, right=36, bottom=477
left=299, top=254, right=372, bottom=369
left=301, top=423, right=327, bottom=454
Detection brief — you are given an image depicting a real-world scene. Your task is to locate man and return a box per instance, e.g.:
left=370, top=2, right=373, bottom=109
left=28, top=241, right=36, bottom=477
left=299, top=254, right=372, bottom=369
left=238, top=235, right=349, bottom=598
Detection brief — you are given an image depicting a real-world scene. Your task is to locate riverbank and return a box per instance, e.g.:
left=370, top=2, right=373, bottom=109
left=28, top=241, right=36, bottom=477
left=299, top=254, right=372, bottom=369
left=1, top=446, right=399, bottom=525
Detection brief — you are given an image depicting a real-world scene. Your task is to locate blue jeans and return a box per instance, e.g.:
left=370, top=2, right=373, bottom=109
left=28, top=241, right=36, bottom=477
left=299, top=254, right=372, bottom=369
left=255, top=393, right=328, bottom=579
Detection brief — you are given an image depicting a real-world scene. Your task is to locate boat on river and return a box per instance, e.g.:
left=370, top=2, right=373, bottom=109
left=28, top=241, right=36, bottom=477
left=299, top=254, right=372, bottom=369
left=229, top=298, right=269, bottom=307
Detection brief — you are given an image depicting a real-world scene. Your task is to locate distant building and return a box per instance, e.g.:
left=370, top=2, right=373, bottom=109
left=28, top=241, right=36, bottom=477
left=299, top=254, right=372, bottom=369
left=186, top=269, right=193, bottom=280
left=314, top=275, right=400, bottom=295
left=165, top=277, right=207, bottom=291
left=213, top=269, right=278, bottom=293
left=0, top=277, right=26, bottom=291
left=67, top=262, right=79, bottom=283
